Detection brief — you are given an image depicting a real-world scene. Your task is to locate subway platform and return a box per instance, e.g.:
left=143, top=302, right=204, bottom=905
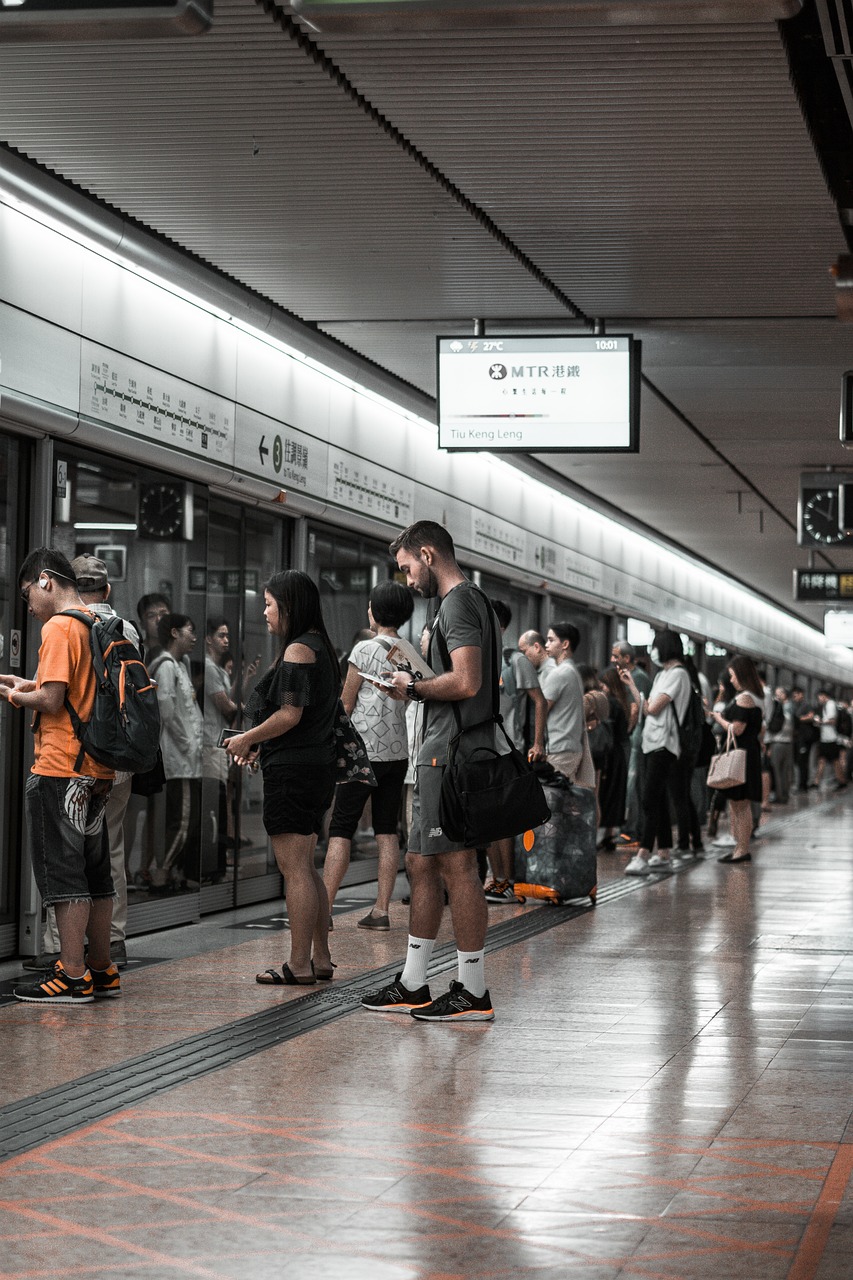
left=0, top=793, right=851, bottom=1280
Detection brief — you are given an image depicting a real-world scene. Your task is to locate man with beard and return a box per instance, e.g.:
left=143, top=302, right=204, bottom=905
left=361, top=521, right=500, bottom=1022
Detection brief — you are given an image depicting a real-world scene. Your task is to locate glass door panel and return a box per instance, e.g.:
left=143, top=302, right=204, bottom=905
left=52, top=447, right=208, bottom=911
left=0, top=434, right=23, bottom=937
left=234, top=509, right=285, bottom=883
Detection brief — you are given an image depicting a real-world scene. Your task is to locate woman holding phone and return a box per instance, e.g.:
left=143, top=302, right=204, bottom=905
left=323, top=580, right=414, bottom=930
left=225, top=570, right=340, bottom=985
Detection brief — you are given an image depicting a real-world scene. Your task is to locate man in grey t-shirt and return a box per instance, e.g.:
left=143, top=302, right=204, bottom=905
left=361, top=520, right=499, bottom=1024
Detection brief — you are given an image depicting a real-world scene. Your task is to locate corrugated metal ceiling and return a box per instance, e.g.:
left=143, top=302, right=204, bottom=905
left=0, top=0, right=849, bottom=626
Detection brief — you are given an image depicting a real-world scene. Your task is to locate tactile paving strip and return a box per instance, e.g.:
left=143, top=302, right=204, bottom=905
left=0, top=887, right=630, bottom=1162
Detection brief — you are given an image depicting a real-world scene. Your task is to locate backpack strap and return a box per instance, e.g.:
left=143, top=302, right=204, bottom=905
left=56, top=609, right=99, bottom=773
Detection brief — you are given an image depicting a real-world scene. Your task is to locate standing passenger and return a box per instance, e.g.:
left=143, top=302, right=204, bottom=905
left=148, top=614, right=203, bottom=890
left=362, top=521, right=499, bottom=1022
left=324, top=580, right=414, bottom=929
left=225, top=571, right=339, bottom=986
left=709, top=654, right=765, bottom=864
left=2, top=549, right=119, bottom=1003
left=620, top=629, right=691, bottom=875
left=540, top=623, right=586, bottom=783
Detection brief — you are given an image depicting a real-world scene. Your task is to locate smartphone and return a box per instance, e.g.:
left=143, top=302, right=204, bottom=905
left=218, top=728, right=240, bottom=748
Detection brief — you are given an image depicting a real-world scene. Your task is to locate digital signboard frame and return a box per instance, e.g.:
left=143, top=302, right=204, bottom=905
left=436, top=333, right=641, bottom=454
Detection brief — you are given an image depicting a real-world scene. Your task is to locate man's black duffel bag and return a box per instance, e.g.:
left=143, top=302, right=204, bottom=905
left=439, top=718, right=551, bottom=849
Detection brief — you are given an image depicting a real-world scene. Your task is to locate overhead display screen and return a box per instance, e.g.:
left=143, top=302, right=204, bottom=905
left=437, top=334, right=640, bottom=453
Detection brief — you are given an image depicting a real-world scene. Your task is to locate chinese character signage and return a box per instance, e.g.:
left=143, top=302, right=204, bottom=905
left=794, top=570, right=853, bottom=601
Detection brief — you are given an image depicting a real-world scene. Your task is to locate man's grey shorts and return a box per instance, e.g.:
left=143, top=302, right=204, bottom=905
left=407, top=762, right=466, bottom=856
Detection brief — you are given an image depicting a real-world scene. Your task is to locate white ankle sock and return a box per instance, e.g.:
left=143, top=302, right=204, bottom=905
left=457, top=949, right=486, bottom=997
left=400, top=936, right=434, bottom=990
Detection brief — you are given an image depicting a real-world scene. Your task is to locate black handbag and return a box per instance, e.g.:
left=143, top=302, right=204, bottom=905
left=440, top=717, right=552, bottom=847
left=431, top=589, right=551, bottom=848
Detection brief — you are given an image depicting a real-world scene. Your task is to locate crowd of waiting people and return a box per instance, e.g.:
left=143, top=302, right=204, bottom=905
left=498, top=626, right=850, bottom=876
left=4, top=527, right=850, bottom=1015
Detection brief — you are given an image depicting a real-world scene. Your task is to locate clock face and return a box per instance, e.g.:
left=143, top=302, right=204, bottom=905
left=802, top=488, right=845, bottom=545
left=138, top=482, right=186, bottom=540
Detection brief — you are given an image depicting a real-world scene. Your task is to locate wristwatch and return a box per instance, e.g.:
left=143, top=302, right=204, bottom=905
left=405, top=676, right=423, bottom=701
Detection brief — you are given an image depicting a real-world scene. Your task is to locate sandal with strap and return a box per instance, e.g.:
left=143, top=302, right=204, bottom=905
left=312, top=960, right=337, bottom=981
left=255, top=964, right=316, bottom=986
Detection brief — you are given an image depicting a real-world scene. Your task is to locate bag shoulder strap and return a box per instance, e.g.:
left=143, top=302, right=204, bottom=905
left=430, top=584, right=500, bottom=740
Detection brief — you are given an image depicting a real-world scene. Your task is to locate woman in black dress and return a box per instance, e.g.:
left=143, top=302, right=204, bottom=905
left=226, top=571, right=341, bottom=984
left=709, top=653, right=764, bottom=864
left=598, top=665, right=632, bottom=847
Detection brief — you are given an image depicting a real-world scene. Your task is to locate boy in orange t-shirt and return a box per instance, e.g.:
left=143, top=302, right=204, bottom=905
left=0, top=548, right=119, bottom=1005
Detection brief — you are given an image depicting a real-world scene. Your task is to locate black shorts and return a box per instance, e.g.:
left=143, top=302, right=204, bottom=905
left=262, top=763, right=336, bottom=837
left=818, top=741, right=841, bottom=762
left=327, top=758, right=407, bottom=840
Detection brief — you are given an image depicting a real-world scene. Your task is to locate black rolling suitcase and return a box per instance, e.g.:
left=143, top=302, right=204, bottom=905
left=514, top=769, right=597, bottom=905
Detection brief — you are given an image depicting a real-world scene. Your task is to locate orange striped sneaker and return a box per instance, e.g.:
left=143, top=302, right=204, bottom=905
left=90, top=962, right=122, bottom=999
left=13, top=961, right=94, bottom=1005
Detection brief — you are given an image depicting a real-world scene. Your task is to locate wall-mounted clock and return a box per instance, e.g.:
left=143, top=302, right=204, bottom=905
left=138, top=481, right=191, bottom=541
left=801, top=487, right=845, bottom=546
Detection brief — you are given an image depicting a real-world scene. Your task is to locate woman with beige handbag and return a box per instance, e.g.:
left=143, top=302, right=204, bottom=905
left=708, top=654, right=764, bottom=864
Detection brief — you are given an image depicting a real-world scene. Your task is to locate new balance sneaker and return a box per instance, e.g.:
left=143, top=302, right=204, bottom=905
left=361, top=972, right=432, bottom=1013
left=484, top=879, right=517, bottom=903
left=411, top=981, right=495, bottom=1022
left=90, top=962, right=122, bottom=999
left=624, top=854, right=650, bottom=876
left=13, top=962, right=94, bottom=1005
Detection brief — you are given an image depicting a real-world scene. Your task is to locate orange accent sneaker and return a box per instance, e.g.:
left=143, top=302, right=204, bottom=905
left=90, top=962, right=122, bottom=999
left=13, top=961, right=94, bottom=1004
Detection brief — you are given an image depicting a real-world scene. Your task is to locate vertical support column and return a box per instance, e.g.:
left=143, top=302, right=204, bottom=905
left=18, top=434, right=54, bottom=956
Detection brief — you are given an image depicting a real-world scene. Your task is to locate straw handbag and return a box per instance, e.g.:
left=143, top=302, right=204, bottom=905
left=707, top=724, right=746, bottom=790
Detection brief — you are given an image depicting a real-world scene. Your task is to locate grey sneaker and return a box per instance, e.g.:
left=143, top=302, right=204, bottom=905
left=110, top=940, right=128, bottom=969
left=22, top=951, right=60, bottom=972
left=357, top=912, right=390, bottom=931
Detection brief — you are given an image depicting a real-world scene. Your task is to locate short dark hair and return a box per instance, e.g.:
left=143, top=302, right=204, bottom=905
left=206, top=616, right=229, bottom=638
left=137, top=592, right=170, bottom=621
left=550, top=621, right=580, bottom=653
left=157, top=612, right=194, bottom=649
left=389, top=520, right=455, bottom=561
left=490, top=599, right=512, bottom=630
left=369, top=580, right=415, bottom=629
left=18, top=547, right=77, bottom=590
left=654, top=629, right=684, bottom=664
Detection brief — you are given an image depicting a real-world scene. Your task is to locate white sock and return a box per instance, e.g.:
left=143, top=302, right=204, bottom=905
left=457, top=949, right=486, bottom=998
left=400, top=936, right=435, bottom=990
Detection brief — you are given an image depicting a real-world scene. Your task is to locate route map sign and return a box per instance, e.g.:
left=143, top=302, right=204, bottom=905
left=437, top=334, right=640, bottom=453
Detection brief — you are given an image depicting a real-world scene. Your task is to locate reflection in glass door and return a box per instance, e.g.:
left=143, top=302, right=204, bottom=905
left=232, top=509, right=285, bottom=897
left=0, top=434, right=24, bottom=954
left=201, top=501, right=289, bottom=906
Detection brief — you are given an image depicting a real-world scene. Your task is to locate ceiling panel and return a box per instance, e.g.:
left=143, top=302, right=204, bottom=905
left=0, top=1, right=849, bottom=631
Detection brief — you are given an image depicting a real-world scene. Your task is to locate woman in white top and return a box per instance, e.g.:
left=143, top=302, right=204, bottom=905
left=619, top=630, right=691, bottom=876
left=323, top=581, right=414, bottom=930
